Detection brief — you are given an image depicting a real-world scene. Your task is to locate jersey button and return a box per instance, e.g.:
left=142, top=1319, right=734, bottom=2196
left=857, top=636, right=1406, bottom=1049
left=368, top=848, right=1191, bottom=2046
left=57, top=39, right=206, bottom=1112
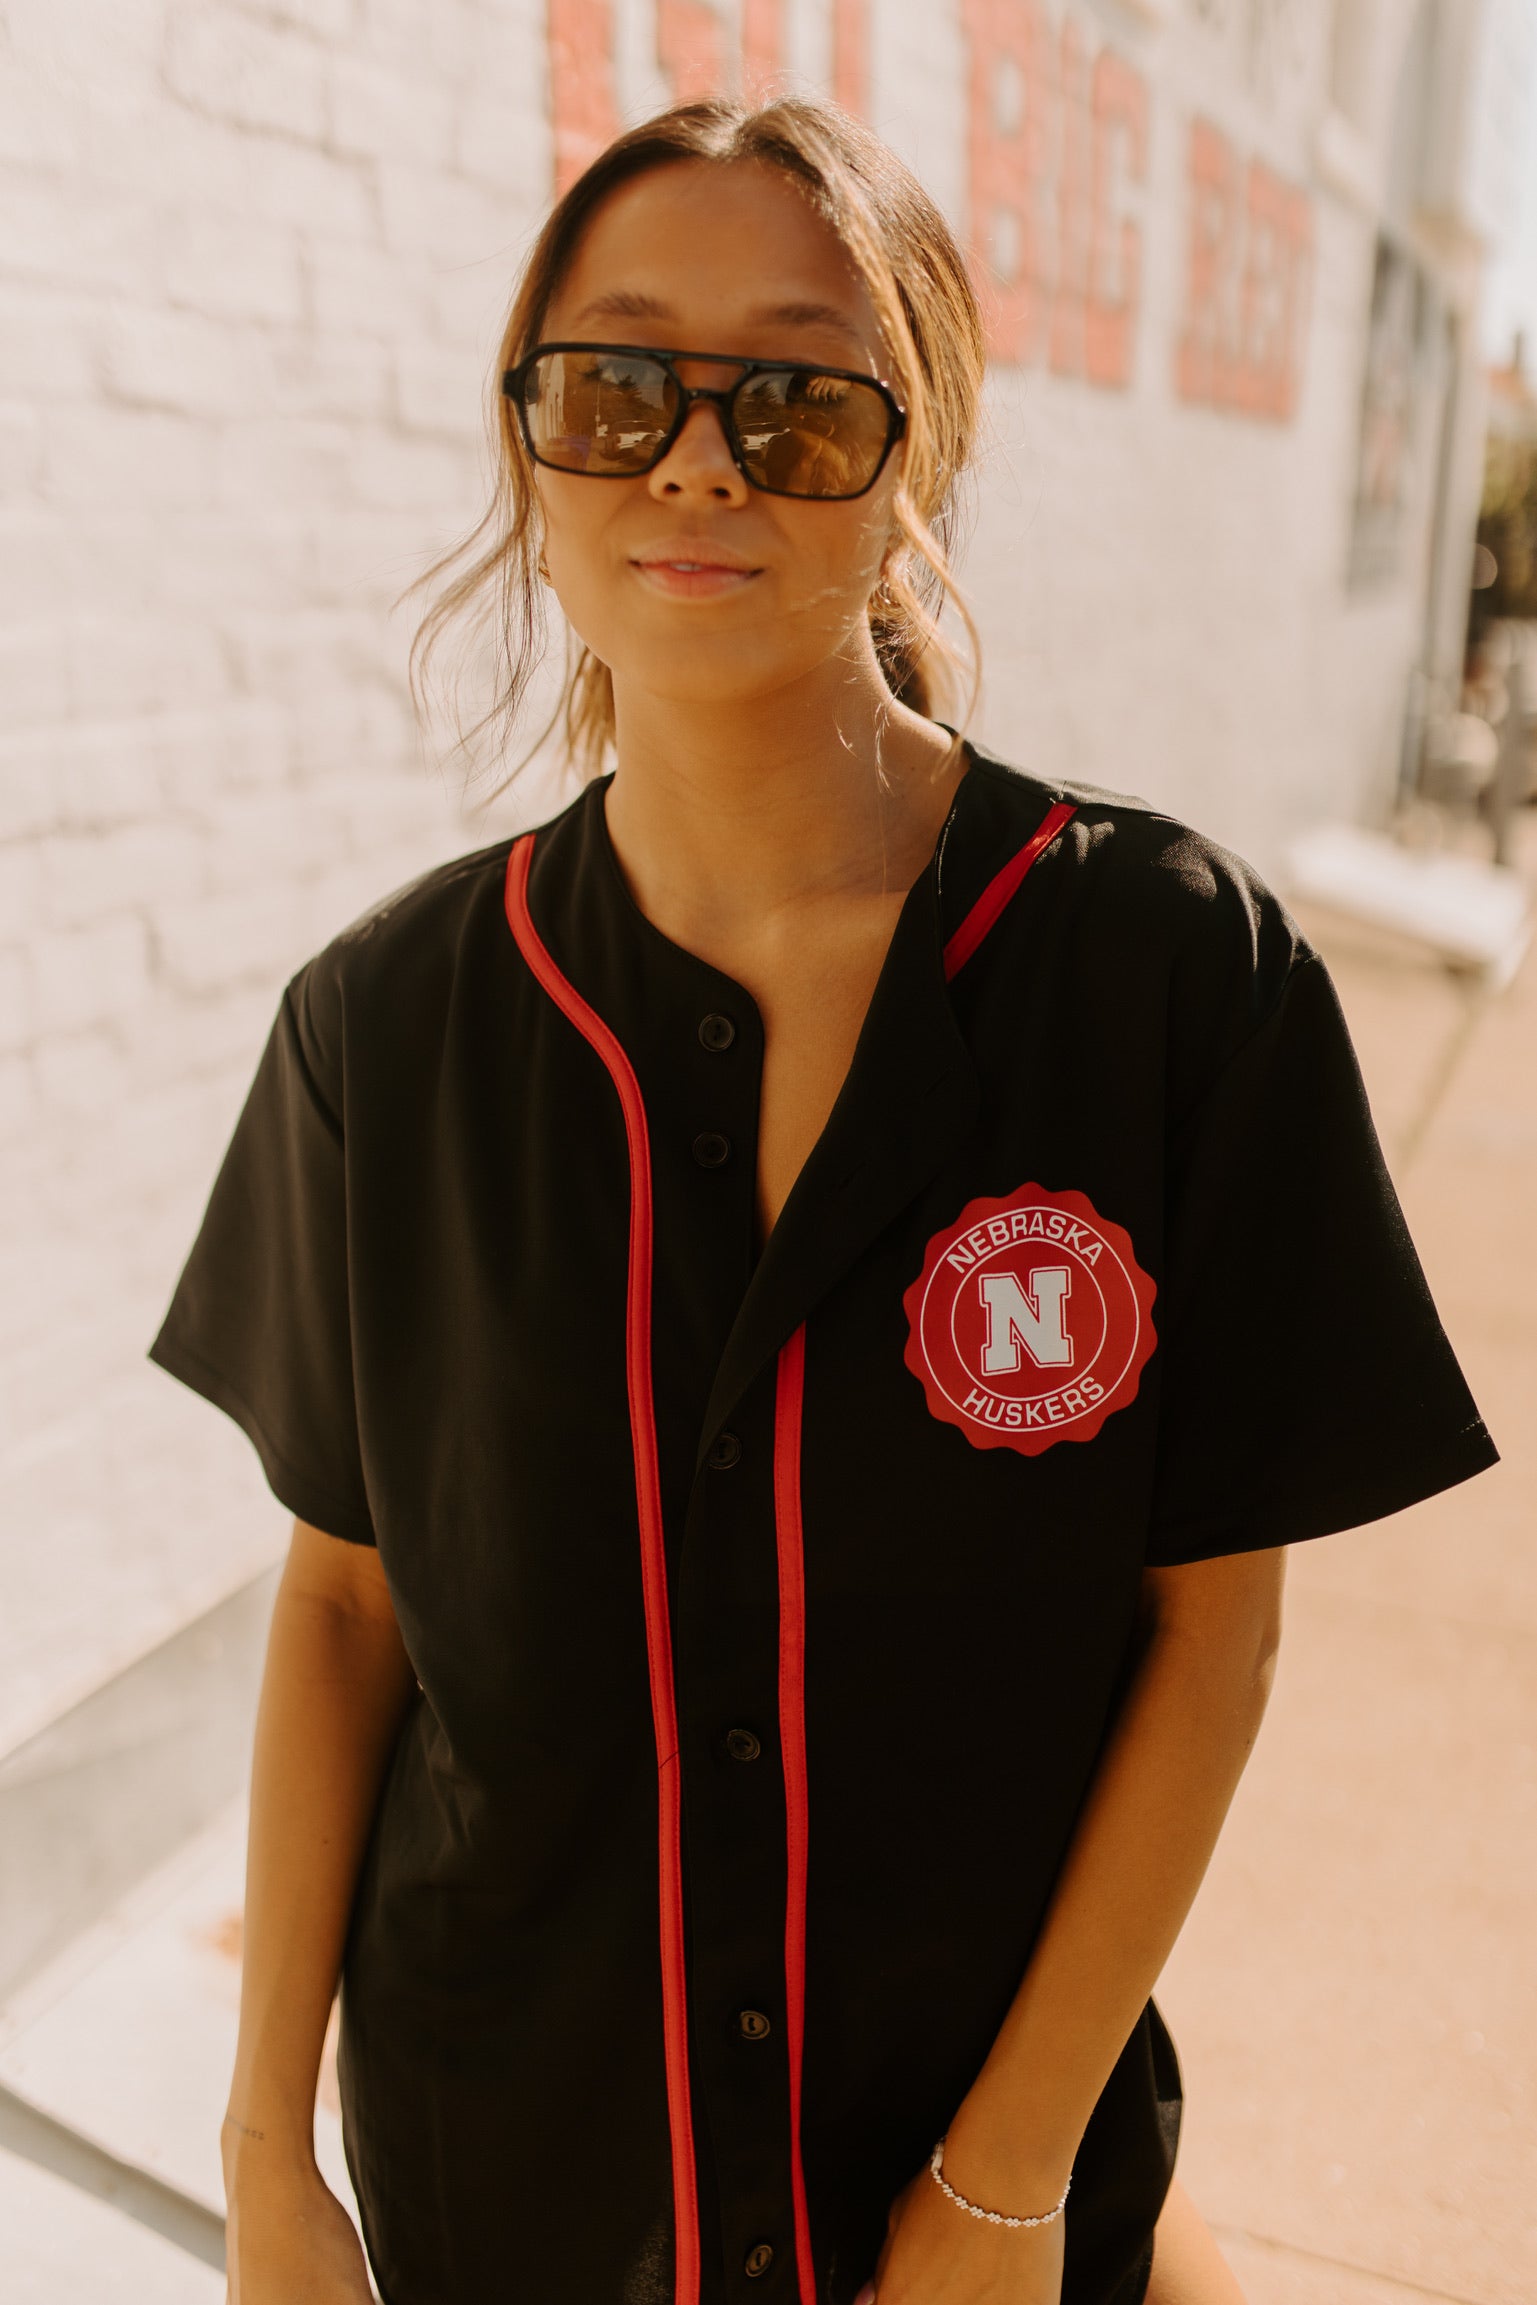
left=698, top=1012, right=736, bottom=1052
left=744, top=2242, right=775, bottom=2278
left=737, top=2008, right=772, bottom=2041
left=692, top=1131, right=732, bottom=1168
left=725, top=1727, right=761, bottom=1762
left=706, top=1431, right=741, bottom=1471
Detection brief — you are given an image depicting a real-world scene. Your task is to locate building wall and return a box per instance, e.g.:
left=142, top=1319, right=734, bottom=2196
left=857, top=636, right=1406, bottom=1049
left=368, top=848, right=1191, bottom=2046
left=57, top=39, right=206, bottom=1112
left=0, top=0, right=552, bottom=1745
left=922, top=0, right=1502, bottom=864
left=0, top=0, right=1521, bottom=1739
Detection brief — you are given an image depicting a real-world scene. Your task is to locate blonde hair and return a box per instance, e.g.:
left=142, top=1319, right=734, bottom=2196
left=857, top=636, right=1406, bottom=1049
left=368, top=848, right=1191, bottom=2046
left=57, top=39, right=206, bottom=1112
left=410, top=95, right=987, bottom=781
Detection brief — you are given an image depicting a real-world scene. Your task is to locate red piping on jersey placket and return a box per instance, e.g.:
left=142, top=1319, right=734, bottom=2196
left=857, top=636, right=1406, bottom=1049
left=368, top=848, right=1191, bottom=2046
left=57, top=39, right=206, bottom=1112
left=506, top=798, right=1073, bottom=2305
left=773, top=1325, right=817, bottom=2305
left=504, top=834, right=701, bottom=2305
left=766, top=799, right=1078, bottom=2305
left=942, top=800, right=1077, bottom=981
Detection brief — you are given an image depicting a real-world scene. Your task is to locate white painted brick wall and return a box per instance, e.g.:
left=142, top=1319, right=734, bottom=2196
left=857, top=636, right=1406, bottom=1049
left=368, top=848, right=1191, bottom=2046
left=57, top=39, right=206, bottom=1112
left=0, top=0, right=551, bottom=1747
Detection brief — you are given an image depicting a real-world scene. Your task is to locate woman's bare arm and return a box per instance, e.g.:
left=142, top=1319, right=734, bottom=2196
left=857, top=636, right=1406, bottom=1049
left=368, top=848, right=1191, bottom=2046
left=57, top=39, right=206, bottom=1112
left=871, top=1546, right=1285, bottom=2301
left=223, top=1518, right=415, bottom=2298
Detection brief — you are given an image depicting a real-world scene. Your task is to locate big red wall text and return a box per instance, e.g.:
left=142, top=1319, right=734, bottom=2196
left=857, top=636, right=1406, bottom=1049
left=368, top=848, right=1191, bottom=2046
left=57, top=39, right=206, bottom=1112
left=545, top=0, right=1314, bottom=423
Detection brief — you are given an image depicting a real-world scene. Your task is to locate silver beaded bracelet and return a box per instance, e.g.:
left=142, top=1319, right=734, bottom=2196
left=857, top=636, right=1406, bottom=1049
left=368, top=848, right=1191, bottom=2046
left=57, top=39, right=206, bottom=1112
left=928, top=2136, right=1071, bottom=2230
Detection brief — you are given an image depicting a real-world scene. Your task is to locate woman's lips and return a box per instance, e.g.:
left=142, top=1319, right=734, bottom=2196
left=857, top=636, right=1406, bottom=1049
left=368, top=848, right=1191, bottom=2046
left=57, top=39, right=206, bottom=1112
left=629, top=553, right=763, bottom=599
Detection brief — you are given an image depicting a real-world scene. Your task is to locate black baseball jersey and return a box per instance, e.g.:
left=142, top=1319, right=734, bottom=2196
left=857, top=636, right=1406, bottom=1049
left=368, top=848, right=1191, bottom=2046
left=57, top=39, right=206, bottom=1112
left=150, top=751, right=1495, bottom=2305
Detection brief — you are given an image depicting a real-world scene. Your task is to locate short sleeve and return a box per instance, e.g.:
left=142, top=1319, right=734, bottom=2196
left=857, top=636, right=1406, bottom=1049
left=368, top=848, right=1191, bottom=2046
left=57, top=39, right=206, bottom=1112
left=148, top=964, right=376, bottom=1546
left=1146, top=952, right=1497, bottom=1564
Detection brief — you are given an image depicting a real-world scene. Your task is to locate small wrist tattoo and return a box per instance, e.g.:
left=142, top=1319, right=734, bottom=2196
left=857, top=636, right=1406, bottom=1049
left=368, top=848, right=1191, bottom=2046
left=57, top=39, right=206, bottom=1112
left=224, top=2116, right=267, bottom=2142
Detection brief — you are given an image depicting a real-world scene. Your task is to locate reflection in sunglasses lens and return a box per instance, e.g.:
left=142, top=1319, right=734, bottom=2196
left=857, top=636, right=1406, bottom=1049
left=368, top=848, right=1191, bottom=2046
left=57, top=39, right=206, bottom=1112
left=526, top=352, right=676, bottom=474
left=734, top=371, right=890, bottom=498
left=520, top=354, right=892, bottom=496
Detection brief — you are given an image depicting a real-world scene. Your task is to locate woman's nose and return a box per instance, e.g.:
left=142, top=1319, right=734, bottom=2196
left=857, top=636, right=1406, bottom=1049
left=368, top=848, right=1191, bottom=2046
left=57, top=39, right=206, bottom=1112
left=647, top=400, right=749, bottom=504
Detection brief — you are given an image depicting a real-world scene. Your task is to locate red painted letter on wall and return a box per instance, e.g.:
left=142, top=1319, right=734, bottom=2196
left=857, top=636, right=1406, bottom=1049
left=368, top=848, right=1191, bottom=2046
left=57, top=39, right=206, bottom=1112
left=961, top=0, right=1057, bottom=367
left=548, top=0, right=618, bottom=195
left=1176, top=118, right=1242, bottom=408
left=1048, top=12, right=1089, bottom=377
left=832, top=0, right=871, bottom=118
left=742, top=0, right=787, bottom=99
left=963, top=3, right=1144, bottom=384
left=1240, top=159, right=1313, bottom=420
left=1084, top=47, right=1147, bottom=389
left=1177, top=119, right=1312, bottom=422
left=657, top=0, right=729, bottom=99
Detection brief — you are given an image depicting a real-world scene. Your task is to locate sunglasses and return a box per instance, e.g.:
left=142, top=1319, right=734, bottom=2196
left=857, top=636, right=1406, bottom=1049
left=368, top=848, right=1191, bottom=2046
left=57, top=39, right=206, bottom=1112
left=502, top=342, right=907, bottom=501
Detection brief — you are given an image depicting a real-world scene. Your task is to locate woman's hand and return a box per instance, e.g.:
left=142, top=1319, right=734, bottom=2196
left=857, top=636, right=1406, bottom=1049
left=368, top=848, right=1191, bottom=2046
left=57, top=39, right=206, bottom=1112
left=857, top=2162, right=1065, bottom=2305
left=225, top=2145, right=375, bottom=2304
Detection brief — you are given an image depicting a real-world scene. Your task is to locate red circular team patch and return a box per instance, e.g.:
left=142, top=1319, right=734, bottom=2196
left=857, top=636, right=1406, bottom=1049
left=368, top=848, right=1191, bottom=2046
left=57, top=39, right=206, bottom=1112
left=903, top=1184, right=1157, bottom=1456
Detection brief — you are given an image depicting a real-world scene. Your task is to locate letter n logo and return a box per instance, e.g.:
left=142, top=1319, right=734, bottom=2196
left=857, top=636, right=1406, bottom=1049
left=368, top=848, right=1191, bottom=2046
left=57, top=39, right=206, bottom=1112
left=979, top=1267, right=1073, bottom=1372
left=904, top=1184, right=1157, bottom=1457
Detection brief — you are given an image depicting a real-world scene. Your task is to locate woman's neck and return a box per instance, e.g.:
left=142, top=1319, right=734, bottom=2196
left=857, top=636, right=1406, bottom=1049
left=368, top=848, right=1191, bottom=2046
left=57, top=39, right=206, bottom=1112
left=602, top=650, right=963, bottom=962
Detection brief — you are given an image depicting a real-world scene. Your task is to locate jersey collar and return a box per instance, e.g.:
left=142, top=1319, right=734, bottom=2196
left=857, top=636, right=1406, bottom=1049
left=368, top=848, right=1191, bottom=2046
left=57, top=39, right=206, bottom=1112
left=518, top=764, right=984, bottom=1459
left=696, top=817, right=980, bottom=1459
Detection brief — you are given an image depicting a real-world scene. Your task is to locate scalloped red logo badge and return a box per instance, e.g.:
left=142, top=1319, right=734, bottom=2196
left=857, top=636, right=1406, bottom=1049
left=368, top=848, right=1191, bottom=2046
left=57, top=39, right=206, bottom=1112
left=903, top=1185, right=1157, bottom=1456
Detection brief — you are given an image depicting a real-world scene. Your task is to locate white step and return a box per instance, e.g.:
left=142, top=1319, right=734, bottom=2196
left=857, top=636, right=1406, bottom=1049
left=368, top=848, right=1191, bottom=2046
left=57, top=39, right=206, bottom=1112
left=0, top=1801, right=369, bottom=2296
left=1285, top=823, right=1531, bottom=987
left=0, top=2141, right=223, bottom=2305
left=0, top=1566, right=279, bottom=2003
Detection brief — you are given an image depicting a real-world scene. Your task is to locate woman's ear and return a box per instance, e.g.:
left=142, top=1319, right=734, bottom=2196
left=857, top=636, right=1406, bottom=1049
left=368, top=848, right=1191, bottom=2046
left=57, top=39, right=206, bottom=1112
left=875, top=533, right=906, bottom=596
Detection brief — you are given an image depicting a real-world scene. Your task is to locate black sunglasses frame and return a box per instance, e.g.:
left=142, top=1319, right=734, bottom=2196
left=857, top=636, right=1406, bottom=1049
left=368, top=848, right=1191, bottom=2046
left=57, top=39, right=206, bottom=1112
left=502, top=342, right=908, bottom=501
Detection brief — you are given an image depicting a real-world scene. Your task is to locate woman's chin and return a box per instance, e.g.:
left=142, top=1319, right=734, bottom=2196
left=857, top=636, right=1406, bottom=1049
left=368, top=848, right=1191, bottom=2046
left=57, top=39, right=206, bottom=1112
left=609, top=655, right=827, bottom=715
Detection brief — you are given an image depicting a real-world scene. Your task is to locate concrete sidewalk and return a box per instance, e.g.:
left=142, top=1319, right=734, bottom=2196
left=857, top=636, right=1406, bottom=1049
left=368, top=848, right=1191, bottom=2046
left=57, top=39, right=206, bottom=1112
left=1159, top=837, right=1537, bottom=2305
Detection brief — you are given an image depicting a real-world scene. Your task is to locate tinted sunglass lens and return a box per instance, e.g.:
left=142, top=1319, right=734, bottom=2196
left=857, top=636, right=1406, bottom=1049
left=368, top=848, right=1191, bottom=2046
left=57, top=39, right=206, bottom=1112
left=733, top=371, right=892, bottom=498
left=522, top=351, right=677, bottom=474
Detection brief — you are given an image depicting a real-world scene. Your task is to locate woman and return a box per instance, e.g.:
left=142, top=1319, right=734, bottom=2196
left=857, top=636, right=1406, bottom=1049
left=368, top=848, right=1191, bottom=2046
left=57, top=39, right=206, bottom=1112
left=151, top=98, right=1495, bottom=2305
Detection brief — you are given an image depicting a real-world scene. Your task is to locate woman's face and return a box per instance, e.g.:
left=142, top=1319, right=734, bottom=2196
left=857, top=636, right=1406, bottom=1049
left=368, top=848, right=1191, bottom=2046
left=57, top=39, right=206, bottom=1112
left=532, top=160, right=903, bottom=712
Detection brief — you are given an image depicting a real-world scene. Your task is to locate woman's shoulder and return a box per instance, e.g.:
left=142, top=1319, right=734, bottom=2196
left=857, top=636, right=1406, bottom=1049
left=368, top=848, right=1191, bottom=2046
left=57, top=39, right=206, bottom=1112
left=285, top=785, right=589, bottom=1085
left=287, top=835, right=510, bottom=1064
left=959, top=747, right=1318, bottom=1089
left=966, top=748, right=1302, bottom=948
